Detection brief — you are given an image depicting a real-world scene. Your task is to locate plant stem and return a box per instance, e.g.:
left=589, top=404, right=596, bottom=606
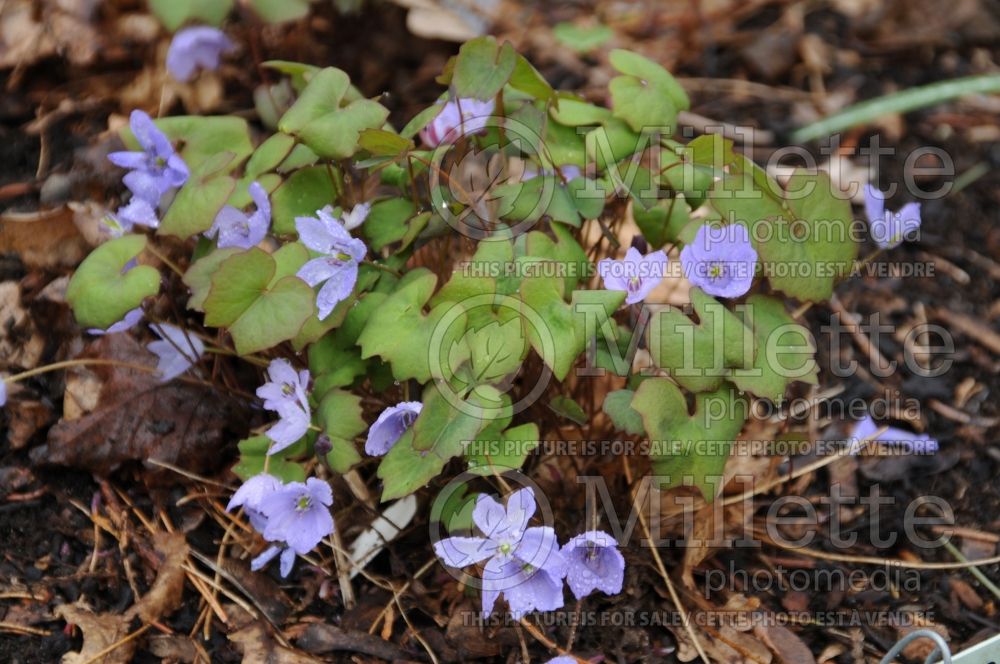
left=3, top=358, right=159, bottom=384
left=791, top=73, right=1000, bottom=143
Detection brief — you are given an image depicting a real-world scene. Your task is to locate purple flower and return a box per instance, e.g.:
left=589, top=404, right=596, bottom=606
left=227, top=473, right=282, bottom=533
left=598, top=247, right=668, bottom=305
left=680, top=224, right=758, bottom=299
left=251, top=544, right=298, bottom=578
left=147, top=323, right=204, bottom=382
left=544, top=658, right=578, bottom=664
left=108, top=110, right=189, bottom=203
left=340, top=202, right=371, bottom=231
left=109, top=196, right=159, bottom=234
left=433, top=487, right=567, bottom=618
left=864, top=185, right=922, bottom=249
left=257, top=359, right=311, bottom=456
left=365, top=401, right=422, bottom=456
left=849, top=415, right=938, bottom=455
left=166, top=26, right=234, bottom=82
left=295, top=208, right=368, bottom=320
left=208, top=181, right=271, bottom=249
left=254, top=478, right=334, bottom=577
left=227, top=475, right=333, bottom=578
left=522, top=164, right=583, bottom=182
left=420, top=98, right=495, bottom=147
left=561, top=530, right=625, bottom=600
left=0, top=380, right=6, bottom=407
left=256, top=358, right=310, bottom=412
left=88, top=307, right=143, bottom=336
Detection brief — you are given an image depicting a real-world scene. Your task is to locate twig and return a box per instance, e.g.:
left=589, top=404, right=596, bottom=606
left=943, top=541, right=1000, bottom=603
left=80, top=623, right=151, bottom=664
left=623, top=457, right=710, bottom=664
left=757, top=530, right=1000, bottom=569
left=721, top=427, right=887, bottom=506
left=0, top=622, right=51, bottom=637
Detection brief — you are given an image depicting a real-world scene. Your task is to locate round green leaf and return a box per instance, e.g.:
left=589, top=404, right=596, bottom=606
left=66, top=235, right=160, bottom=329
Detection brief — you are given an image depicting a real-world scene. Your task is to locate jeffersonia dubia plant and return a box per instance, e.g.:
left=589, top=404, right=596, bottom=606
left=63, top=33, right=930, bottom=618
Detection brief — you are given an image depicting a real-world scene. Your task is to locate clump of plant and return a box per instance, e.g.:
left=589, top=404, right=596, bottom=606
left=43, top=28, right=925, bottom=619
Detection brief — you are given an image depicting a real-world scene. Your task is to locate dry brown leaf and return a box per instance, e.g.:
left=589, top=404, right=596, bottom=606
left=0, top=209, right=89, bottom=270
left=56, top=603, right=134, bottom=664
left=950, top=578, right=984, bottom=611
left=147, top=634, right=201, bottom=663
left=58, top=533, right=189, bottom=663
left=897, top=621, right=950, bottom=661
left=753, top=623, right=816, bottom=664
left=0, top=282, right=45, bottom=369
left=35, top=334, right=249, bottom=478
left=669, top=621, right=774, bottom=664
left=131, top=532, right=188, bottom=624
left=229, top=622, right=320, bottom=664
left=5, top=399, right=55, bottom=449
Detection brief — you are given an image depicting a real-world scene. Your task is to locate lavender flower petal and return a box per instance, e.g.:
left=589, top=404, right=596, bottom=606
left=147, top=323, right=204, bottom=382
left=598, top=246, right=668, bottom=304
left=166, top=26, right=234, bottom=82
left=365, top=401, right=422, bottom=455
left=562, top=530, right=625, bottom=599
left=433, top=535, right=498, bottom=568
left=88, top=307, right=143, bottom=336
left=680, top=224, right=757, bottom=299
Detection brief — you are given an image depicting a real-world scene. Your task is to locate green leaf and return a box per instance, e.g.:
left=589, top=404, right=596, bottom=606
left=454, top=314, right=527, bottom=386
left=520, top=275, right=625, bottom=380
left=548, top=395, right=587, bottom=425
left=711, top=162, right=857, bottom=302
left=377, top=385, right=492, bottom=501
left=148, top=0, right=233, bottom=31
left=298, top=99, right=390, bottom=160
left=729, top=294, right=818, bottom=401
left=248, top=0, right=310, bottom=22
left=245, top=133, right=297, bottom=179
left=552, top=22, right=614, bottom=53
left=358, top=128, right=413, bottom=156
left=66, top=235, right=160, bottom=329
left=608, top=49, right=688, bottom=132
left=357, top=269, right=468, bottom=383
left=509, top=55, right=555, bottom=102
left=633, top=197, right=690, bottom=248
left=401, top=103, right=445, bottom=139
left=263, top=61, right=320, bottom=91
left=603, top=389, right=644, bottom=435
left=686, top=134, right=737, bottom=171
left=233, top=435, right=306, bottom=483
left=316, top=389, right=365, bottom=473
left=466, top=423, right=539, bottom=476
left=183, top=247, right=241, bottom=311
left=158, top=174, right=236, bottom=239
left=203, top=248, right=314, bottom=354
left=138, top=116, right=253, bottom=176
left=632, top=379, right=747, bottom=501
left=452, top=36, right=517, bottom=100
left=309, top=333, right=367, bottom=394
left=270, top=166, right=337, bottom=235
left=278, top=67, right=389, bottom=160
left=648, top=287, right=754, bottom=393
left=279, top=67, right=351, bottom=133
left=523, top=224, right=589, bottom=292
left=550, top=98, right=612, bottom=126
left=363, top=198, right=416, bottom=251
